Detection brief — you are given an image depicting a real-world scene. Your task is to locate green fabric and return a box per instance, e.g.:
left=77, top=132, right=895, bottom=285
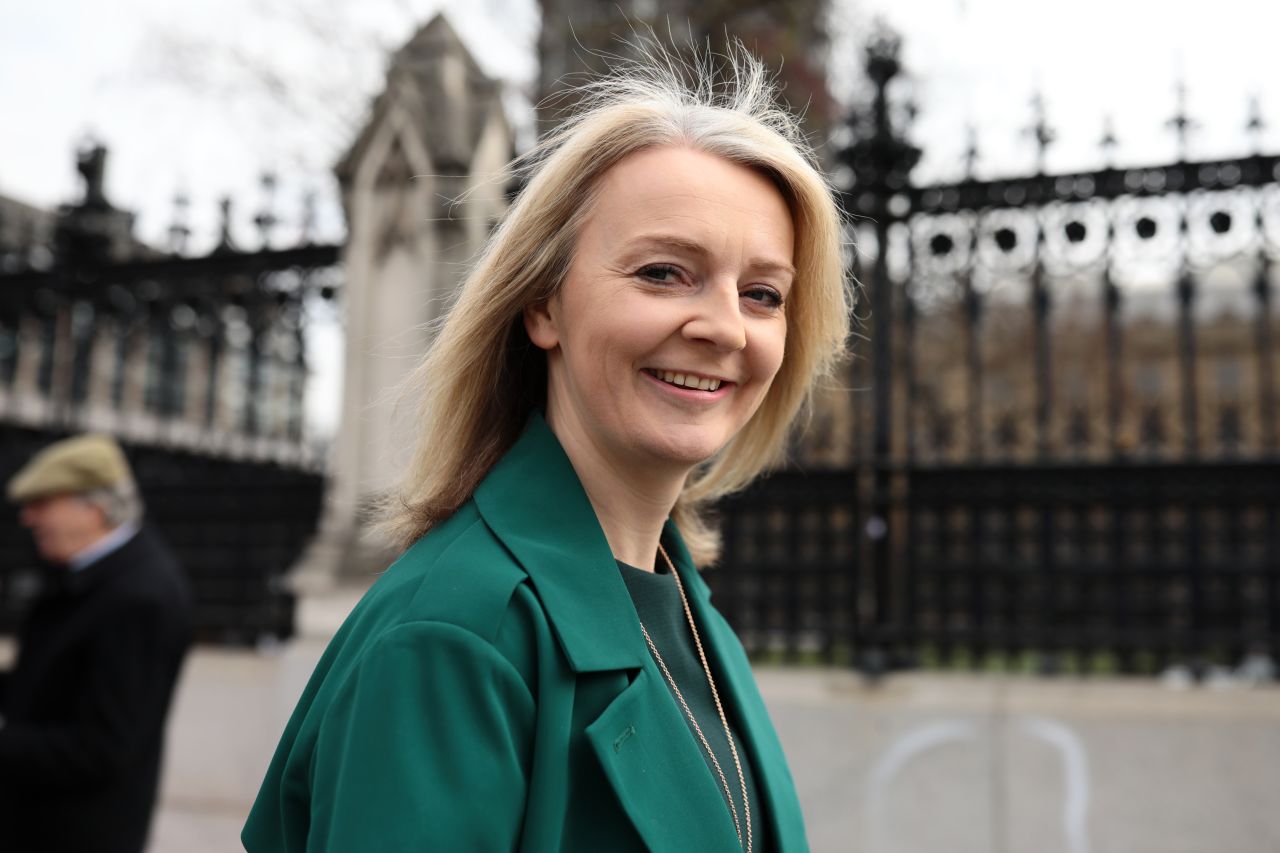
left=617, top=559, right=769, bottom=852
left=242, top=412, right=809, bottom=852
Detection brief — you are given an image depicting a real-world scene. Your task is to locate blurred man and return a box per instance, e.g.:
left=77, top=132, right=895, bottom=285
left=0, top=434, right=192, bottom=853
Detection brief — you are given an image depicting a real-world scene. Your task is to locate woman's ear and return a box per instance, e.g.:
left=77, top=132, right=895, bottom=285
left=523, top=300, right=559, bottom=351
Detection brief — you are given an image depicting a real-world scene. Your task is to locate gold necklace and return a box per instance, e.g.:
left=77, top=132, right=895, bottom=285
left=637, top=544, right=752, bottom=853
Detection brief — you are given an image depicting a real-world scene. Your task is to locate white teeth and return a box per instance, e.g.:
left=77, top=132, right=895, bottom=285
left=653, top=370, right=722, bottom=392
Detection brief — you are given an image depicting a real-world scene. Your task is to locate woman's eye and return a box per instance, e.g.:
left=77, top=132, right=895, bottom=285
left=743, top=287, right=785, bottom=308
left=637, top=264, right=683, bottom=284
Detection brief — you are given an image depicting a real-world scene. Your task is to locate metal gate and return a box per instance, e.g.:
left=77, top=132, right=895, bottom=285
left=711, top=30, right=1280, bottom=675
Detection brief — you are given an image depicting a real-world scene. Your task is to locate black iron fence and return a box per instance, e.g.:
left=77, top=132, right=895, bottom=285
left=713, top=30, right=1280, bottom=676
left=713, top=460, right=1280, bottom=675
left=903, top=461, right=1280, bottom=671
left=713, top=470, right=861, bottom=662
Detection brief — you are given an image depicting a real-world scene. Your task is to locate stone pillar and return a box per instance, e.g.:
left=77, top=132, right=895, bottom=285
left=291, top=13, right=512, bottom=606
left=10, top=314, right=48, bottom=424
left=182, top=334, right=211, bottom=440
left=119, top=324, right=152, bottom=442
left=47, top=303, right=75, bottom=421
left=83, top=316, right=121, bottom=432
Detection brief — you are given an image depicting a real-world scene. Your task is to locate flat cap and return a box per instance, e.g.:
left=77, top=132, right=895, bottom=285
left=6, top=434, right=136, bottom=504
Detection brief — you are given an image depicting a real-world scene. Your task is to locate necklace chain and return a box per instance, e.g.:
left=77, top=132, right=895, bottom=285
left=636, top=544, right=753, bottom=853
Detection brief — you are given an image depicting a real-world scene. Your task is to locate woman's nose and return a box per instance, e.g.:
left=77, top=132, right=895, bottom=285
left=682, top=281, right=747, bottom=351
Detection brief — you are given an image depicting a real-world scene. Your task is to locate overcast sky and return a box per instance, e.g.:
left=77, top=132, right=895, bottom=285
left=2, top=0, right=1275, bottom=437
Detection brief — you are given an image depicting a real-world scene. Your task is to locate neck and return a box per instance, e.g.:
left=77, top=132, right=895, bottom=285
left=546, top=408, right=688, bottom=572
left=64, top=521, right=132, bottom=570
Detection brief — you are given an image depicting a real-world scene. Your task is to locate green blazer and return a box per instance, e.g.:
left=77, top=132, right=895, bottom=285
left=242, top=414, right=809, bottom=852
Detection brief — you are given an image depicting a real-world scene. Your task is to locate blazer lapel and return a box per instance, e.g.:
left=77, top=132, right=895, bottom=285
left=586, top=667, right=745, bottom=852
left=663, top=523, right=811, bottom=853
left=474, top=412, right=644, bottom=673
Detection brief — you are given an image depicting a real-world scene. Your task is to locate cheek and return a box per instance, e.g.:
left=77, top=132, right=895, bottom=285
left=59, top=507, right=96, bottom=539
left=579, top=300, right=663, bottom=365
left=751, top=321, right=788, bottom=386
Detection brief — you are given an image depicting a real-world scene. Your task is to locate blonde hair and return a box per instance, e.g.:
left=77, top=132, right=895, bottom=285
left=380, top=44, right=851, bottom=565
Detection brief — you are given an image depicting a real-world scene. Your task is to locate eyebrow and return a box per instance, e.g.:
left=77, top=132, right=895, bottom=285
left=620, top=233, right=797, bottom=279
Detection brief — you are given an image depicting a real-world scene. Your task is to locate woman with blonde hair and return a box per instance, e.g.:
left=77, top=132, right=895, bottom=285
left=244, top=45, right=849, bottom=853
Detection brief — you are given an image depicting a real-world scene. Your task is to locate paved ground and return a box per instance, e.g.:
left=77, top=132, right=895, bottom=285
left=146, top=643, right=1280, bottom=853
left=758, top=669, right=1280, bottom=853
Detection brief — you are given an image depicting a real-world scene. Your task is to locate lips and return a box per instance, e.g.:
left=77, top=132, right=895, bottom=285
left=643, top=368, right=728, bottom=392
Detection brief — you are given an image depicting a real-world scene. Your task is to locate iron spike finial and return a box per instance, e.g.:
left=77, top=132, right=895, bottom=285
left=216, top=196, right=236, bottom=252
left=253, top=171, right=279, bottom=249
left=75, top=140, right=110, bottom=210
left=865, top=18, right=903, bottom=85
left=903, top=94, right=919, bottom=129
left=964, top=124, right=979, bottom=180
left=168, top=191, right=191, bottom=256
left=1166, top=78, right=1198, bottom=162
left=1246, top=96, right=1265, bottom=154
left=1024, top=91, right=1056, bottom=174
left=1100, top=115, right=1119, bottom=167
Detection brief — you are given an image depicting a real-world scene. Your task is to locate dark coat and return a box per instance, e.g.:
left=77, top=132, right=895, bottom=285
left=0, top=526, right=193, bottom=853
left=243, top=414, right=810, bottom=852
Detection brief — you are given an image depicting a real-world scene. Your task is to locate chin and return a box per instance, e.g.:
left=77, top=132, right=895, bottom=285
left=641, top=428, right=732, bottom=468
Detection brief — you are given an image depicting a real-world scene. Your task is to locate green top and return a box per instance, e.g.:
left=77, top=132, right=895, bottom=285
left=242, top=412, right=809, bottom=852
left=617, top=559, right=768, bottom=852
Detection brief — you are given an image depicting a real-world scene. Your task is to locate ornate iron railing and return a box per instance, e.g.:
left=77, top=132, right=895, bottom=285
left=715, top=29, right=1280, bottom=676
left=0, top=147, right=339, bottom=644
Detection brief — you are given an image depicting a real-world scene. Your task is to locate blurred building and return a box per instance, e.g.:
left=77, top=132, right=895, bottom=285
left=0, top=143, right=336, bottom=643
left=0, top=195, right=56, bottom=263
left=0, top=146, right=317, bottom=458
left=536, top=0, right=838, bottom=144
left=895, top=260, right=1275, bottom=468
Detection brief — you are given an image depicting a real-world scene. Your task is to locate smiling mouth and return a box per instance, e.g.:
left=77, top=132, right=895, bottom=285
left=644, top=369, right=725, bottom=392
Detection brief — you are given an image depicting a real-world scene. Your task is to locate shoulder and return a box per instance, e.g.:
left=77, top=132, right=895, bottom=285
left=328, top=502, right=551, bottom=692
left=109, top=528, right=190, bottom=607
left=362, top=502, right=530, bottom=637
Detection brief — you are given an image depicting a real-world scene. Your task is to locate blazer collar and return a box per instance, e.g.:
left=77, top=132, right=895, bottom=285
left=474, top=412, right=648, bottom=673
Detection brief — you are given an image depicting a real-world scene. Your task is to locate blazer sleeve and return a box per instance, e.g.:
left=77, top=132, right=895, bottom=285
left=306, top=620, right=536, bottom=853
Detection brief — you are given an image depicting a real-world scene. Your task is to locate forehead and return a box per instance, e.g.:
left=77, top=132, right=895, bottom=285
left=584, top=146, right=794, bottom=255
